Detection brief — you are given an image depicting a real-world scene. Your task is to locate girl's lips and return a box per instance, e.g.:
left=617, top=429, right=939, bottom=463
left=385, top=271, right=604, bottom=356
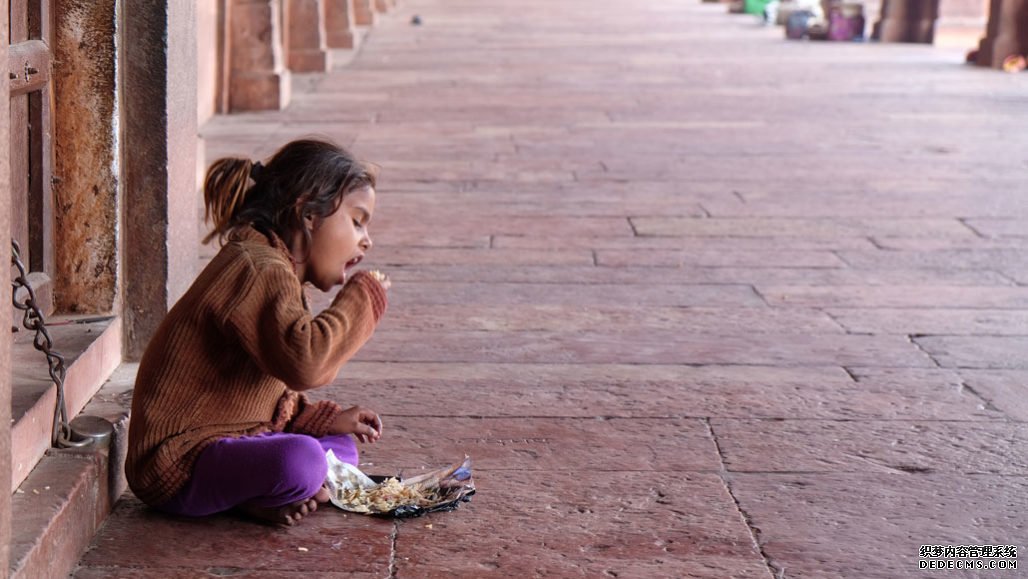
left=345, top=255, right=363, bottom=270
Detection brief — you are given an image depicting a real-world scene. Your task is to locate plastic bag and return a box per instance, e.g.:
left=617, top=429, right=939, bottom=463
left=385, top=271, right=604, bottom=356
left=325, top=450, right=475, bottom=518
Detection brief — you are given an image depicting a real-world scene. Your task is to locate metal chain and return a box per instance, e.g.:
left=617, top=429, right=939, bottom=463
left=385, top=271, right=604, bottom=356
left=11, top=240, right=87, bottom=448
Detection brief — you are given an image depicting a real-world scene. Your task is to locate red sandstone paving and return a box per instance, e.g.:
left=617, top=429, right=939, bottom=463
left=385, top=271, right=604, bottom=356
left=323, top=363, right=999, bottom=421
left=352, top=330, right=935, bottom=367
left=964, top=218, right=1028, bottom=238
left=597, top=248, right=847, bottom=268
left=493, top=234, right=877, bottom=251
left=703, top=192, right=1028, bottom=219
left=828, top=308, right=1028, bottom=335
left=380, top=264, right=1014, bottom=286
left=78, top=496, right=393, bottom=574
left=759, top=286, right=1028, bottom=309
left=838, top=248, right=1028, bottom=270
left=76, top=570, right=381, bottom=578
left=629, top=216, right=976, bottom=239
left=996, top=267, right=1028, bottom=285
left=958, top=370, right=1028, bottom=421
left=388, top=472, right=770, bottom=578
left=375, top=305, right=842, bottom=334
left=729, top=473, right=1027, bottom=578
left=325, top=281, right=765, bottom=308
left=356, top=417, right=718, bottom=473
left=873, top=236, right=1028, bottom=251
left=81, top=0, right=1028, bottom=575
left=915, top=336, right=1028, bottom=369
left=712, top=419, right=1028, bottom=475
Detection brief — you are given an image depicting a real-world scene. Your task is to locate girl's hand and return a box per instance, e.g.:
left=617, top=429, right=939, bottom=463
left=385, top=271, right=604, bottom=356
left=368, top=270, right=391, bottom=291
left=332, top=405, right=383, bottom=444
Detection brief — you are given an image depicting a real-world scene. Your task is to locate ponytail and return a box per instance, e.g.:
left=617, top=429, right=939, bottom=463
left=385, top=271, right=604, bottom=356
left=203, top=158, right=258, bottom=244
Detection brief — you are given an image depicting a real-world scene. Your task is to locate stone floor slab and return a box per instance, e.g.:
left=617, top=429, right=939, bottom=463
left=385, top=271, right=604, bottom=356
left=597, top=248, right=846, bottom=268
left=75, top=569, right=379, bottom=578
left=828, top=308, right=1028, bottom=336
left=712, top=419, right=1028, bottom=475
left=964, top=218, right=1028, bottom=238
left=382, top=264, right=1014, bottom=287
left=730, top=473, right=1027, bottom=578
left=915, top=336, right=1028, bottom=369
left=354, top=330, right=935, bottom=367
left=79, top=496, right=392, bottom=575
left=344, top=281, right=765, bottom=308
left=391, top=471, right=771, bottom=579
left=356, top=417, right=718, bottom=473
left=957, top=369, right=1028, bottom=421
left=838, top=248, right=1028, bottom=271
left=371, top=247, right=594, bottom=267
left=760, top=286, right=1028, bottom=309
left=493, top=234, right=876, bottom=251
left=378, top=305, right=842, bottom=334
left=631, top=217, right=975, bottom=239
left=325, top=363, right=997, bottom=421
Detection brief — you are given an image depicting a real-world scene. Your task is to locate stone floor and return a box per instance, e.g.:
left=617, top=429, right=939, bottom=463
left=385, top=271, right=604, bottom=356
left=75, top=1, right=1028, bottom=577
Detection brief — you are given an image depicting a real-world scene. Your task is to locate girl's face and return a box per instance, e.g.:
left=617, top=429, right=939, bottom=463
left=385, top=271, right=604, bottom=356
left=298, top=185, right=376, bottom=291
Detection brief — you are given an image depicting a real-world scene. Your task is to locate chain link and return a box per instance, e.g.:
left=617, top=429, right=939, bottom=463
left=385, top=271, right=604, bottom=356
left=11, top=240, right=88, bottom=448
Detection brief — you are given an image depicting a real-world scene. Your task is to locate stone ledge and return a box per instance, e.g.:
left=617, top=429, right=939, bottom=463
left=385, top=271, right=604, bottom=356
left=9, top=364, right=135, bottom=579
left=11, top=316, right=122, bottom=492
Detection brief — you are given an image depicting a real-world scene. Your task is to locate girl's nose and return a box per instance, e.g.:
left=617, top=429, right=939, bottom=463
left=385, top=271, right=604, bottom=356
left=360, top=233, right=373, bottom=251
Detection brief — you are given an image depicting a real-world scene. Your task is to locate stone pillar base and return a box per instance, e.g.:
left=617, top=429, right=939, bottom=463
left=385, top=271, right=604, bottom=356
left=975, top=0, right=1028, bottom=68
left=872, top=0, right=940, bottom=42
left=289, top=50, right=331, bottom=72
left=873, top=19, right=937, bottom=42
left=326, top=0, right=359, bottom=49
left=354, top=0, right=376, bottom=26
left=229, top=71, right=291, bottom=111
left=327, top=28, right=358, bottom=49
left=287, top=0, right=331, bottom=73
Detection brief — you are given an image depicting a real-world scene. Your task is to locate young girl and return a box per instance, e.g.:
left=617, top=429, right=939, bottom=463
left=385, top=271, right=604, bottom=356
left=126, top=138, right=388, bottom=526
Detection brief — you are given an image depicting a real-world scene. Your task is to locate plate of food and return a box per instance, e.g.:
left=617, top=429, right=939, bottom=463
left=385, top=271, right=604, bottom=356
left=325, top=451, right=475, bottom=518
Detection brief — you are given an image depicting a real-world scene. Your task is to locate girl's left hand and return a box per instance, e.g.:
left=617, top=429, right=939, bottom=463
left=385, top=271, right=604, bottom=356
left=332, top=405, right=383, bottom=444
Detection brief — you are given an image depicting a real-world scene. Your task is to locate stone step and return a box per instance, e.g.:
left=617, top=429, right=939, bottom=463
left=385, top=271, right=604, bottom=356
left=9, top=364, right=136, bottom=579
left=11, top=316, right=122, bottom=492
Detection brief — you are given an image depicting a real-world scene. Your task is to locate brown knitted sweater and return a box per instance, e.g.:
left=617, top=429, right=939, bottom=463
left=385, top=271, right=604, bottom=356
left=125, top=227, right=387, bottom=507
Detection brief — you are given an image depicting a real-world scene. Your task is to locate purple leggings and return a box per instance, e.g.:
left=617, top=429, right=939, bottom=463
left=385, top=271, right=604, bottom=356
left=157, top=432, right=358, bottom=517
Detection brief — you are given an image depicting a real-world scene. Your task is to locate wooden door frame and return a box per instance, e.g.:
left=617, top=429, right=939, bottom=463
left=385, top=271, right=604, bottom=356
left=9, top=0, right=54, bottom=314
left=1, top=0, right=14, bottom=571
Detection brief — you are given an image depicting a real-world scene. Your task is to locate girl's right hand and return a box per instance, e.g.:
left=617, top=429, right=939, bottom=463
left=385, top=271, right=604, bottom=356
left=368, top=270, right=391, bottom=291
left=332, top=405, right=383, bottom=443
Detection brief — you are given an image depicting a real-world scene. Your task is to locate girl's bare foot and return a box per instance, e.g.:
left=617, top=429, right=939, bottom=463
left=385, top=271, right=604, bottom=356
left=239, top=486, right=331, bottom=526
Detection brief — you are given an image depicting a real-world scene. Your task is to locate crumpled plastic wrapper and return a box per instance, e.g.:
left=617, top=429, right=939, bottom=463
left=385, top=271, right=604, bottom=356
left=324, top=450, right=476, bottom=518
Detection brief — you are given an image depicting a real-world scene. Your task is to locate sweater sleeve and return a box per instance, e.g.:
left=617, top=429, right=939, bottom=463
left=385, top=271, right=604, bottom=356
left=224, top=261, right=388, bottom=390
left=287, top=394, right=345, bottom=436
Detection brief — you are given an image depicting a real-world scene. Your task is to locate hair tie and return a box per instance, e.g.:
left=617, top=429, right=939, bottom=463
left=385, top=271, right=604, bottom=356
left=249, top=161, right=264, bottom=182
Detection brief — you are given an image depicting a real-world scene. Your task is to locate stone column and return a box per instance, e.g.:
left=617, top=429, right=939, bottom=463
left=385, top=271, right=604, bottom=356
left=872, top=0, right=941, bottom=42
left=287, top=0, right=331, bottom=72
left=121, top=0, right=199, bottom=360
left=353, top=0, right=376, bottom=26
left=325, top=0, right=358, bottom=49
left=975, top=0, right=1028, bottom=68
left=229, top=0, right=291, bottom=111
left=0, top=0, right=12, bottom=570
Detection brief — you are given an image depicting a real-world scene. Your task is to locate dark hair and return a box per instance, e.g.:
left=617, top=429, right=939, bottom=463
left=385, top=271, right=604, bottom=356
left=202, top=138, right=378, bottom=256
